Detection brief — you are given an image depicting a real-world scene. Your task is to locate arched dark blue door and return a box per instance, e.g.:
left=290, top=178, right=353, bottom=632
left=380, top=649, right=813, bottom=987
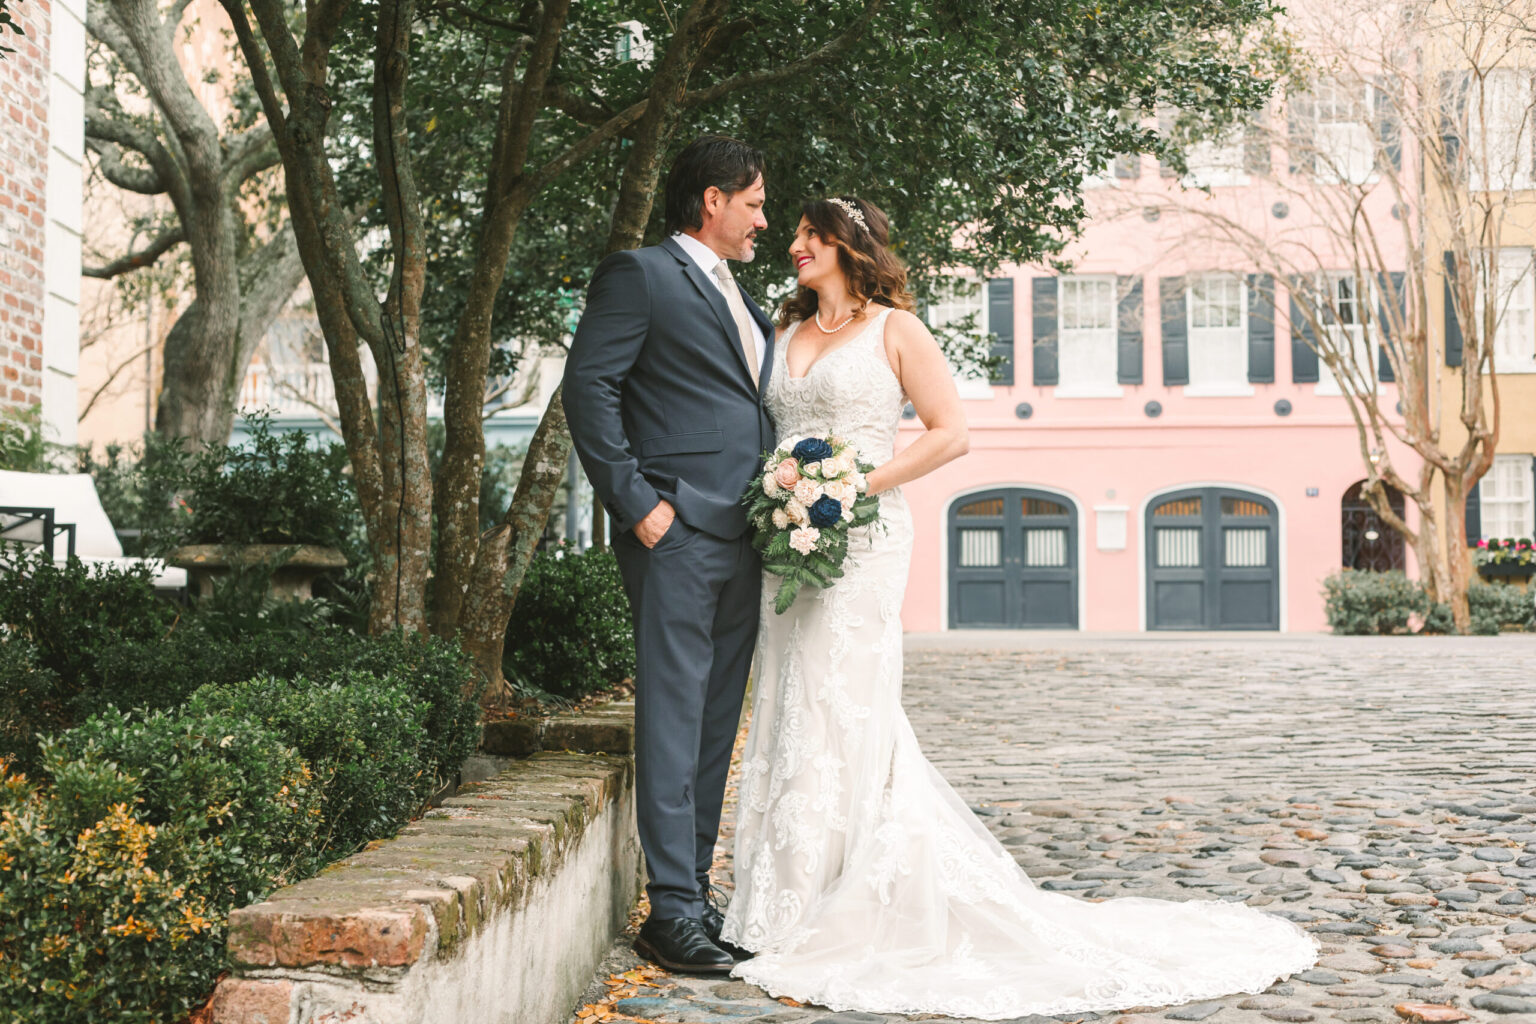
left=949, top=489, right=1078, bottom=628
left=1146, top=488, right=1279, bottom=630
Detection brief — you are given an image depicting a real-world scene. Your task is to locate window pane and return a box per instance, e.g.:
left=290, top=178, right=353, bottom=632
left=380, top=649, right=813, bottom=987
left=1222, top=497, right=1270, bottom=517
left=957, top=497, right=1005, bottom=518
left=1224, top=527, right=1269, bottom=567
left=1156, top=527, right=1202, bottom=567
left=1025, top=528, right=1068, bottom=567
left=1482, top=454, right=1536, bottom=538
left=1154, top=497, right=1202, bottom=517
left=1022, top=497, right=1067, bottom=517
left=958, top=528, right=1002, bottom=567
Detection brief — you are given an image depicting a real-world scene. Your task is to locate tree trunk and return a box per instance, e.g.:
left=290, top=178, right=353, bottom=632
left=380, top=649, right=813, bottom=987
left=457, top=387, right=571, bottom=690
left=1441, top=474, right=1473, bottom=633
left=453, top=0, right=727, bottom=691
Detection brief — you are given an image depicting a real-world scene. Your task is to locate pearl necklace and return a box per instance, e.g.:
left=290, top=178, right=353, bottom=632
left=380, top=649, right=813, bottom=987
left=813, top=301, right=867, bottom=334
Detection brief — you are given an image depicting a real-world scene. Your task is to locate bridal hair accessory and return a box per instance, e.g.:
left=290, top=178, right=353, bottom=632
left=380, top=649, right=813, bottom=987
left=743, top=434, right=883, bottom=613
left=827, top=197, right=868, bottom=233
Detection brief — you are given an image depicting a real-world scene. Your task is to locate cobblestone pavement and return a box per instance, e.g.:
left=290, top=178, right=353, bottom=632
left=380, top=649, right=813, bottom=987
left=571, top=634, right=1536, bottom=1024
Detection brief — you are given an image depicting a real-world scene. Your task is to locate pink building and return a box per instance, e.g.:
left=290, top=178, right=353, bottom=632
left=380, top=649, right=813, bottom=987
left=898, top=135, right=1419, bottom=633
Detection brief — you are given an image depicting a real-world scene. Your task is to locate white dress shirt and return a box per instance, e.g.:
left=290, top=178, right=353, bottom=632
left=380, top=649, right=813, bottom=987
left=671, top=231, right=770, bottom=375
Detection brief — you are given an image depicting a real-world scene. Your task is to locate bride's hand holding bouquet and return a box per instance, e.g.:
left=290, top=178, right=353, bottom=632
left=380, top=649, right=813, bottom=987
left=742, top=435, right=881, bottom=613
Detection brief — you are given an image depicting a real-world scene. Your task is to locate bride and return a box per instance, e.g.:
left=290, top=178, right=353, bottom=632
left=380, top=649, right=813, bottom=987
left=719, top=195, right=1319, bottom=1019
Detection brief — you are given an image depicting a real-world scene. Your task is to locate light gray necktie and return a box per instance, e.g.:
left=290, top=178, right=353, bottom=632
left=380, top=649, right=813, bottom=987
left=713, top=260, right=760, bottom=387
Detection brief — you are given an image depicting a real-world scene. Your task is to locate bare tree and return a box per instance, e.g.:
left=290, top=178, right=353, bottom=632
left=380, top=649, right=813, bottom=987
left=83, top=0, right=307, bottom=445
left=1123, top=0, right=1530, bottom=632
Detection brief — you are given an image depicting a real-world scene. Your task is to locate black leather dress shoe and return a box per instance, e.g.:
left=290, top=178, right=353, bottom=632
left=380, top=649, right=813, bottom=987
left=701, top=885, right=753, bottom=962
left=634, top=916, right=734, bottom=973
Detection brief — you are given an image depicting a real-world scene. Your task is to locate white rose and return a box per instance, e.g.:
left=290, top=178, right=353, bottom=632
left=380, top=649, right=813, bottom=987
left=785, top=497, right=809, bottom=525
left=851, top=470, right=868, bottom=493
left=824, top=480, right=855, bottom=509
left=793, top=477, right=823, bottom=507
left=802, top=460, right=822, bottom=477
left=762, top=472, right=782, bottom=499
left=771, top=507, right=790, bottom=530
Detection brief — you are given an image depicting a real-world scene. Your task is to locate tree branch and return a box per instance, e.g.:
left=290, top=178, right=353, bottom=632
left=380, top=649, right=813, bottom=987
left=83, top=223, right=186, bottom=278
left=85, top=138, right=168, bottom=194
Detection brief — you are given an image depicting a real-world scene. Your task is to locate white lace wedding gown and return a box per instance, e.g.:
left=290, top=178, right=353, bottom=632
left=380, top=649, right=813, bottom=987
left=720, top=308, right=1319, bottom=1019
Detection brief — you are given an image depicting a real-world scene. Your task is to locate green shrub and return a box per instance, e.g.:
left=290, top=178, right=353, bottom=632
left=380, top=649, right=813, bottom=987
left=184, top=673, right=431, bottom=860
left=0, top=765, right=224, bottom=1023
left=0, top=553, right=174, bottom=700
left=503, top=543, right=635, bottom=702
left=1323, top=569, right=1427, bottom=635
left=0, top=711, right=320, bottom=1023
left=0, top=404, right=72, bottom=473
left=1468, top=581, right=1534, bottom=635
left=77, top=434, right=194, bottom=557
left=43, top=708, right=321, bottom=908
left=0, top=641, right=63, bottom=776
left=88, top=627, right=481, bottom=790
left=185, top=417, right=356, bottom=548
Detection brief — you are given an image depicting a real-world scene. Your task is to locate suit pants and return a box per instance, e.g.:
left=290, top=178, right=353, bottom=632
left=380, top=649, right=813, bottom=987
left=612, top=517, right=761, bottom=920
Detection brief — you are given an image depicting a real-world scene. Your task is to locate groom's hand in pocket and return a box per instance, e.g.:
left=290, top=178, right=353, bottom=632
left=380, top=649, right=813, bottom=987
left=635, top=499, right=677, bottom=549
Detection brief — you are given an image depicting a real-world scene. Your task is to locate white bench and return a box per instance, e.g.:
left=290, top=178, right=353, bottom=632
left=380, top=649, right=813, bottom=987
left=0, top=469, right=188, bottom=590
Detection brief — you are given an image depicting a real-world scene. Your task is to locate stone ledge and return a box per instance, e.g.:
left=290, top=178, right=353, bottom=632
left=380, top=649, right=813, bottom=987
left=481, top=699, right=635, bottom=757
left=213, top=703, right=640, bottom=1024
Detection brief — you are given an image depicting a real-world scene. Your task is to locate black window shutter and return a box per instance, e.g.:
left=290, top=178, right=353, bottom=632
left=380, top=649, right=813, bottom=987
left=1117, top=275, right=1144, bottom=384
left=1373, top=76, right=1402, bottom=173
left=1247, top=274, right=1276, bottom=383
left=1114, top=154, right=1141, bottom=179
left=1287, top=91, right=1316, bottom=176
left=1032, top=277, right=1059, bottom=386
left=1444, top=251, right=1464, bottom=367
left=1244, top=115, right=1271, bottom=176
left=1290, top=276, right=1320, bottom=383
left=987, top=277, right=1014, bottom=386
left=1439, top=71, right=1469, bottom=177
left=1377, top=271, right=1405, bottom=382
left=1465, top=480, right=1481, bottom=544
left=1158, top=108, right=1179, bottom=178
left=1160, top=276, right=1188, bottom=386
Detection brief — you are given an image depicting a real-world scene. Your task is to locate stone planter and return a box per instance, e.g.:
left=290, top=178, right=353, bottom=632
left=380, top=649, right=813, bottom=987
left=167, top=544, right=348, bottom=601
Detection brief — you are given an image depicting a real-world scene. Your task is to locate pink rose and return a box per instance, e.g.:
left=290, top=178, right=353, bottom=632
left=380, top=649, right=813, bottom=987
left=774, top=458, right=801, bottom=488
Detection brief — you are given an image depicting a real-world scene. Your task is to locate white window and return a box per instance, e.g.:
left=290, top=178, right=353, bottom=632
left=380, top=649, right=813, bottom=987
left=1470, top=70, right=1535, bottom=191
left=1185, top=127, right=1248, bottom=188
left=1312, top=78, right=1376, bottom=185
left=1186, top=274, right=1251, bottom=395
left=1477, top=247, right=1536, bottom=373
left=1315, top=273, right=1377, bottom=396
left=1482, top=454, right=1535, bottom=539
left=1057, top=276, right=1120, bottom=397
left=927, top=276, right=991, bottom=398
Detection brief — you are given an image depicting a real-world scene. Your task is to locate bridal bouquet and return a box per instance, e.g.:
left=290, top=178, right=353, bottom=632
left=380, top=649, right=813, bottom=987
left=742, top=435, right=881, bottom=613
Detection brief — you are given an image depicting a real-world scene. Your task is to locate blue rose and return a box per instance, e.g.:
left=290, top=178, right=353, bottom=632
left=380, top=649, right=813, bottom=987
left=791, top=437, right=835, bottom=464
left=808, top=495, right=844, bottom=528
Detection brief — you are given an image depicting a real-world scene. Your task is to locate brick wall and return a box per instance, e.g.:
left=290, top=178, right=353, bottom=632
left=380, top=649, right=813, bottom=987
left=0, top=0, right=51, bottom=411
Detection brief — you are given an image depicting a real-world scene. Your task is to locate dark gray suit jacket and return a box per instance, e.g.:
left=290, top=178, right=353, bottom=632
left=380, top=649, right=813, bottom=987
left=564, top=237, right=776, bottom=539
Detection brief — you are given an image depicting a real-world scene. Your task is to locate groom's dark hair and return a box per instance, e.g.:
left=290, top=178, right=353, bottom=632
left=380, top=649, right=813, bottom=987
left=664, top=135, right=765, bottom=235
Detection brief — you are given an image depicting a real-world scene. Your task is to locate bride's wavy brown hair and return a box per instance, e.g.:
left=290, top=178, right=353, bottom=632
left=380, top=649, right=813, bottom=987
left=777, top=196, right=917, bottom=328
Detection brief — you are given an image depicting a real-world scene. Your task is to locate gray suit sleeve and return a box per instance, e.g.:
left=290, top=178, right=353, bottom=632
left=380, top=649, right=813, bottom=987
left=563, top=250, right=661, bottom=533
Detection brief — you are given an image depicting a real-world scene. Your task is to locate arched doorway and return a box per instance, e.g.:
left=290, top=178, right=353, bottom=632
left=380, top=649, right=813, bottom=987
left=1341, top=481, right=1407, bottom=571
left=948, top=488, right=1078, bottom=628
left=1146, top=487, right=1280, bottom=630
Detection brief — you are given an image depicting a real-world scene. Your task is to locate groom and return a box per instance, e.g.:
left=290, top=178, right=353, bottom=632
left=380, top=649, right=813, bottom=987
left=564, top=136, right=776, bottom=973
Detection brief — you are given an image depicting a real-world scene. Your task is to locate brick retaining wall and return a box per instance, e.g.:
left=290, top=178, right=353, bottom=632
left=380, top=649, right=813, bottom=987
left=211, top=702, right=640, bottom=1024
